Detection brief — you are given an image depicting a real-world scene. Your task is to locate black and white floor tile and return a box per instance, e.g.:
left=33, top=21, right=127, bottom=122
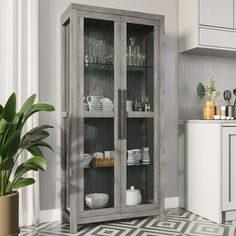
left=20, top=208, right=236, bottom=236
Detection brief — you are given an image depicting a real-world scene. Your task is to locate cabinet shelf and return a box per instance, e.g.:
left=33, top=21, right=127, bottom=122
left=127, top=65, right=154, bottom=73
left=84, top=162, right=152, bottom=169
left=84, top=63, right=153, bottom=73
left=127, top=162, right=153, bottom=167
left=84, top=111, right=114, bottom=118
left=84, top=63, right=114, bottom=72
left=127, top=111, right=154, bottom=118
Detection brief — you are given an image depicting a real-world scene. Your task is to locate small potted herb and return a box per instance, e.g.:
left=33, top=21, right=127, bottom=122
left=197, top=78, right=220, bottom=119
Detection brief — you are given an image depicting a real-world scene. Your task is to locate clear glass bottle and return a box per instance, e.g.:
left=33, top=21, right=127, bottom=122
left=144, top=97, right=151, bottom=112
left=127, top=37, right=140, bottom=66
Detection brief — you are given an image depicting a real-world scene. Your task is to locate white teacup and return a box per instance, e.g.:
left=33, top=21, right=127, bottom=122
left=93, top=152, right=103, bottom=158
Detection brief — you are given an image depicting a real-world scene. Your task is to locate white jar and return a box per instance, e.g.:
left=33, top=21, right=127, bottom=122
left=126, top=186, right=142, bottom=206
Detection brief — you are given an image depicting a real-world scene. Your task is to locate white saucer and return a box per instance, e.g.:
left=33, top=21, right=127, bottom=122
left=142, top=162, right=151, bottom=165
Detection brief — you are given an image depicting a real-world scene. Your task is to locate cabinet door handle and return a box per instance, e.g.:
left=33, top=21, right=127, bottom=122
left=123, top=89, right=127, bottom=140
left=118, top=89, right=124, bottom=140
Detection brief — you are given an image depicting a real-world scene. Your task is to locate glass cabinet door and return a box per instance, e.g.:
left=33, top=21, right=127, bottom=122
left=81, top=16, right=120, bottom=215
left=122, top=20, right=159, bottom=210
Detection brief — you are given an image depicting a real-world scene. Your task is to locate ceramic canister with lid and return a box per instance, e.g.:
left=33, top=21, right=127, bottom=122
left=126, top=186, right=142, bottom=206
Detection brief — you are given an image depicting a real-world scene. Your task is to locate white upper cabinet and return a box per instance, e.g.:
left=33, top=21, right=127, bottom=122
left=199, top=0, right=233, bottom=29
left=179, top=0, right=236, bottom=54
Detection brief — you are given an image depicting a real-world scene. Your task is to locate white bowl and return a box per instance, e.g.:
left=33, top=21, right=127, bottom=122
left=83, top=154, right=93, bottom=167
left=85, top=193, right=109, bottom=209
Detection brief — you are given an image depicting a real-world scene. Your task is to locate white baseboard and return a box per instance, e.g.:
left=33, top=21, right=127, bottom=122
left=40, top=208, right=61, bottom=222
left=165, top=197, right=179, bottom=209
left=40, top=197, right=179, bottom=222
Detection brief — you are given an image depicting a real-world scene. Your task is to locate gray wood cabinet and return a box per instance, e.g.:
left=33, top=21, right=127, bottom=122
left=61, top=4, right=165, bottom=233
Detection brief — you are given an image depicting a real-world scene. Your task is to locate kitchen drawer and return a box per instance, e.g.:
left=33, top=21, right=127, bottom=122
left=199, top=27, right=236, bottom=49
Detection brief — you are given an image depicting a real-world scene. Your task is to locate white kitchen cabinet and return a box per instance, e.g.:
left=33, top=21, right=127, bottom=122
left=183, top=121, right=236, bottom=223
left=179, top=0, right=236, bottom=54
left=199, top=0, right=233, bottom=29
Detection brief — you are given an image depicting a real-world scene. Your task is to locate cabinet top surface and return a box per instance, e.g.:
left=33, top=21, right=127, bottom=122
left=61, top=3, right=165, bottom=23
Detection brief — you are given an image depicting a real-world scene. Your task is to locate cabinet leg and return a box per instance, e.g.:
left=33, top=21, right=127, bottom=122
left=159, top=210, right=165, bottom=222
left=70, top=221, right=78, bottom=234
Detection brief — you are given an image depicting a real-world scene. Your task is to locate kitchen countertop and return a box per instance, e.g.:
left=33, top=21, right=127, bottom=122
left=179, top=119, right=236, bottom=125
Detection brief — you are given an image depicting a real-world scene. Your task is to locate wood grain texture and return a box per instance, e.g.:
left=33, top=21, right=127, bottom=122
left=69, top=9, right=80, bottom=233
left=70, top=3, right=164, bottom=21
left=158, top=19, right=165, bottom=221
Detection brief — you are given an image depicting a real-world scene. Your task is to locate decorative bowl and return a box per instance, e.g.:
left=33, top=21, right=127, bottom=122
left=85, top=193, right=109, bottom=209
left=83, top=154, right=93, bottom=167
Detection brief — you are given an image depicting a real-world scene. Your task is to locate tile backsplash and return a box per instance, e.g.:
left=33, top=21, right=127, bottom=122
left=179, top=54, right=236, bottom=121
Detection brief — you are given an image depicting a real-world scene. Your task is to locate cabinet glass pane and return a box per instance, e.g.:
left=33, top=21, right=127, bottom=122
left=126, top=23, right=154, bottom=112
left=84, top=18, right=114, bottom=102
left=126, top=23, right=155, bottom=206
left=83, top=18, right=115, bottom=211
left=126, top=118, right=154, bottom=205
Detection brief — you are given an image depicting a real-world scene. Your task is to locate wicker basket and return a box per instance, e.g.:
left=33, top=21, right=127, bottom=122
left=91, top=157, right=114, bottom=167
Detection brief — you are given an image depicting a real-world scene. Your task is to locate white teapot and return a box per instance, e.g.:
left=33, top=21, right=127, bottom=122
left=126, top=186, right=142, bottom=206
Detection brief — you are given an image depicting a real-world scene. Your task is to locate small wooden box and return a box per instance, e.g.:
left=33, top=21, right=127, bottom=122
left=91, top=157, right=114, bottom=167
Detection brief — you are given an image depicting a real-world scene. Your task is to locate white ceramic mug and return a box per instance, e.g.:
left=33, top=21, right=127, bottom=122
left=110, top=151, right=114, bottom=158
left=127, top=150, right=136, bottom=164
left=104, top=151, right=111, bottom=158
left=142, top=147, right=150, bottom=163
left=126, top=100, right=133, bottom=111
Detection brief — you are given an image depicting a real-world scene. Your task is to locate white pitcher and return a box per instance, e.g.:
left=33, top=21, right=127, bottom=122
left=87, top=96, right=103, bottom=111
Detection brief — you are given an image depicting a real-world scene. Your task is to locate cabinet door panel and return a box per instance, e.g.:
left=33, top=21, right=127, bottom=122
left=79, top=13, right=121, bottom=217
left=222, top=127, right=236, bottom=211
left=199, top=0, right=233, bottom=29
left=120, top=17, right=160, bottom=213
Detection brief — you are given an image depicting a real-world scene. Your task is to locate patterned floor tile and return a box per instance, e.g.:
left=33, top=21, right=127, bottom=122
left=19, top=209, right=236, bottom=236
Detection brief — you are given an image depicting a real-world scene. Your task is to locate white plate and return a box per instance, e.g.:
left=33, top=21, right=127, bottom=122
left=100, top=98, right=114, bottom=112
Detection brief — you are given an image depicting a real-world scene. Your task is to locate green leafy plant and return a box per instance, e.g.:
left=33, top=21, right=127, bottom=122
left=197, top=78, right=220, bottom=101
left=0, top=93, right=54, bottom=196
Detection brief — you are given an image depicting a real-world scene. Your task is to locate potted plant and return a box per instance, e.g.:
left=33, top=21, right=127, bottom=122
left=197, top=78, right=220, bottom=119
left=0, top=93, right=54, bottom=236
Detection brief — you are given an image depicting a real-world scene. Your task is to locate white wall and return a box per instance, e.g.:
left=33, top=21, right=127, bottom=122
left=39, top=0, right=179, bottom=210
left=0, top=0, right=3, bottom=104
